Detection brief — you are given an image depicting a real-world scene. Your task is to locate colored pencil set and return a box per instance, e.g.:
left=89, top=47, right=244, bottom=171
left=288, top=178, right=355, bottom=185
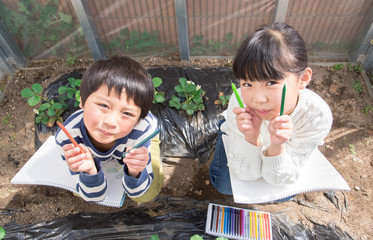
left=205, top=203, right=272, bottom=240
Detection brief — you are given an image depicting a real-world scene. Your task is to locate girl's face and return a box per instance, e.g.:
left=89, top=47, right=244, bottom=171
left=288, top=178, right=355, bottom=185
left=80, top=84, right=141, bottom=151
left=240, top=69, right=311, bottom=121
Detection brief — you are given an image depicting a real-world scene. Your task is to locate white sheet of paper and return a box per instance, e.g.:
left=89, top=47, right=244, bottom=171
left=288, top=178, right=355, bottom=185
left=11, top=136, right=125, bottom=207
left=222, top=135, right=350, bottom=204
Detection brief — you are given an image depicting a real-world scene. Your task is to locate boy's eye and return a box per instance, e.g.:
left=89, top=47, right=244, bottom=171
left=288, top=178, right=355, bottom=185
left=122, top=112, right=134, bottom=117
left=98, top=104, right=109, bottom=109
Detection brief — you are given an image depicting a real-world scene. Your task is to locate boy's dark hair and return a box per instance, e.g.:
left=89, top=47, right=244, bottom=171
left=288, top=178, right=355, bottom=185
left=80, top=56, right=153, bottom=119
left=233, top=22, right=308, bottom=81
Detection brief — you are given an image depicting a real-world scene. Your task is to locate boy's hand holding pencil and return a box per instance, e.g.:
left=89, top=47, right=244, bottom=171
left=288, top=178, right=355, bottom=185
left=57, top=121, right=97, bottom=175
left=62, top=143, right=97, bottom=175
left=122, top=129, right=160, bottom=178
left=123, top=146, right=150, bottom=178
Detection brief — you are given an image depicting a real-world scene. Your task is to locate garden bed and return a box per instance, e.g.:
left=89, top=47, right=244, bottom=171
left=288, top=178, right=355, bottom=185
left=0, top=57, right=372, bottom=239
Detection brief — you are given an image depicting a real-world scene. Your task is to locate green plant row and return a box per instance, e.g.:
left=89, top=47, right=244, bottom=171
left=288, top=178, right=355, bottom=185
left=0, top=0, right=85, bottom=58
left=22, top=75, right=231, bottom=127
left=153, top=76, right=230, bottom=115
left=21, top=77, right=81, bottom=127
left=104, top=28, right=178, bottom=57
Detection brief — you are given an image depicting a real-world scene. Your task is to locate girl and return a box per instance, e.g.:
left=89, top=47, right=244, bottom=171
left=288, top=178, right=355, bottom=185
left=209, top=22, right=333, bottom=195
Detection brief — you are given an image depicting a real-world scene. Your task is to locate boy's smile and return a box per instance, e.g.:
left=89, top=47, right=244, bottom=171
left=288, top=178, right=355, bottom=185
left=80, top=84, right=141, bottom=152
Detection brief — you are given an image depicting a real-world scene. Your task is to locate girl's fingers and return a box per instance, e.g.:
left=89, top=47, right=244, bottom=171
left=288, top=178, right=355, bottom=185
left=233, top=106, right=246, bottom=114
left=240, top=123, right=253, bottom=130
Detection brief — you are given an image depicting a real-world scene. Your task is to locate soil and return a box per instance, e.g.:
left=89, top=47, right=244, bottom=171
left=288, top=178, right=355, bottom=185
left=0, top=57, right=372, bottom=239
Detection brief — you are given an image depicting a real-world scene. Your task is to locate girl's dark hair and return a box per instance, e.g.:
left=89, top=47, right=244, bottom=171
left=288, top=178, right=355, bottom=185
left=233, top=22, right=308, bottom=81
left=80, top=56, right=154, bottom=119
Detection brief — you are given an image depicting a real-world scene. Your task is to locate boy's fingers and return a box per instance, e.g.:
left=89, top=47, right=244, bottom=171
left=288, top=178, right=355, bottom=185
left=62, top=143, right=75, bottom=151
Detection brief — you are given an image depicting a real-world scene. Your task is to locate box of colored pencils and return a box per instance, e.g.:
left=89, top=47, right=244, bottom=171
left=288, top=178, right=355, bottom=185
left=205, top=203, right=272, bottom=240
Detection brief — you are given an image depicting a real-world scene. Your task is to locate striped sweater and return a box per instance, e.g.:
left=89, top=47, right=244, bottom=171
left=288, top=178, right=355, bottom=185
left=55, top=109, right=158, bottom=202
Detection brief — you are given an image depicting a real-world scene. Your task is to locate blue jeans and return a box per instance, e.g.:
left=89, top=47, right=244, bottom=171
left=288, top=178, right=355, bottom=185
left=209, top=119, right=232, bottom=195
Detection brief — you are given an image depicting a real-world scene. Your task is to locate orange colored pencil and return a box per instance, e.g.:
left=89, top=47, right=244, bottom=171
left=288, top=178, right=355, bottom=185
left=56, top=121, right=85, bottom=153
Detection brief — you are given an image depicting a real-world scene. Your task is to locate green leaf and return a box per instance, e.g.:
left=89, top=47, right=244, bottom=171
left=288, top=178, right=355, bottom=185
left=154, top=94, right=165, bottom=103
left=193, top=95, right=202, bottom=103
left=171, top=95, right=180, bottom=102
left=67, top=89, right=75, bottom=98
left=150, top=235, right=159, bottom=240
left=18, top=2, right=30, bottom=15
left=189, top=102, right=197, bottom=110
left=42, top=116, right=49, bottom=125
left=58, top=86, right=68, bottom=94
left=179, top=77, right=187, bottom=87
left=181, top=103, right=188, bottom=110
left=53, top=102, right=63, bottom=109
left=152, top=77, right=162, bottom=88
left=185, top=84, right=196, bottom=92
left=175, top=85, right=183, bottom=93
left=0, top=226, right=5, bottom=239
left=68, top=77, right=76, bottom=87
left=58, top=11, right=72, bottom=24
left=39, top=103, right=50, bottom=111
left=21, top=88, right=34, bottom=98
left=198, top=104, right=205, bottom=110
left=47, top=108, right=56, bottom=117
left=35, top=116, right=42, bottom=123
left=28, top=96, right=40, bottom=106
left=31, top=83, right=43, bottom=94
left=190, top=234, right=203, bottom=240
left=75, top=90, right=81, bottom=101
left=177, top=91, right=186, bottom=98
left=186, top=108, right=194, bottom=115
left=169, top=100, right=180, bottom=109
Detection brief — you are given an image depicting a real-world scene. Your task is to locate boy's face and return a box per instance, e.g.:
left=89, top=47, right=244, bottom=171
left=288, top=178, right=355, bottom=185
left=80, top=84, right=141, bottom=151
left=240, top=70, right=310, bottom=121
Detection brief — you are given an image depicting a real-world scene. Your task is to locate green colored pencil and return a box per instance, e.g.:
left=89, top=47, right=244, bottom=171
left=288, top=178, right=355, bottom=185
left=280, top=84, right=286, bottom=115
left=123, top=129, right=160, bottom=157
left=231, top=82, right=244, bottom=108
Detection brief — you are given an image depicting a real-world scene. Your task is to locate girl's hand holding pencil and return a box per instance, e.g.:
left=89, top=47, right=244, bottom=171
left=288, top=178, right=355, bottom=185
left=233, top=107, right=262, bottom=146
left=231, top=83, right=262, bottom=146
left=267, top=84, right=293, bottom=156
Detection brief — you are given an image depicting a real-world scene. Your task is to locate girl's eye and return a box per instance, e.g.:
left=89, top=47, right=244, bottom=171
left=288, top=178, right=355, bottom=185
left=266, top=81, right=277, bottom=86
left=242, top=82, right=252, bottom=87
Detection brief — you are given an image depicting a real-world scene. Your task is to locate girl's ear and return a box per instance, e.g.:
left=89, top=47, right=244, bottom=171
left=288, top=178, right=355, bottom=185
left=299, top=67, right=312, bottom=90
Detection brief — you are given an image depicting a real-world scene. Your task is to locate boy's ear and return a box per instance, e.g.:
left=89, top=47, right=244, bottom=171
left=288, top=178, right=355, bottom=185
left=79, top=97, right=83, bottom=109
left=299, top=67, right=312, bottom=90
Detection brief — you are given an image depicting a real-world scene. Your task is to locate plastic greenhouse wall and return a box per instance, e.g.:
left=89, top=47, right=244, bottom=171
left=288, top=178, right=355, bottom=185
left=0, top=0, right=372, bottom=62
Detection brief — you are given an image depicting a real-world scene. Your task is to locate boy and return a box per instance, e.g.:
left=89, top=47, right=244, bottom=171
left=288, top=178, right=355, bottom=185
left=55, top=56, right=162, bottom=203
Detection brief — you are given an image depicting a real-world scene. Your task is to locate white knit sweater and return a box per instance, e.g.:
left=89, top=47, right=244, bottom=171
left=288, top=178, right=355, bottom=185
left=221, top=88, right=333, bottom=186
